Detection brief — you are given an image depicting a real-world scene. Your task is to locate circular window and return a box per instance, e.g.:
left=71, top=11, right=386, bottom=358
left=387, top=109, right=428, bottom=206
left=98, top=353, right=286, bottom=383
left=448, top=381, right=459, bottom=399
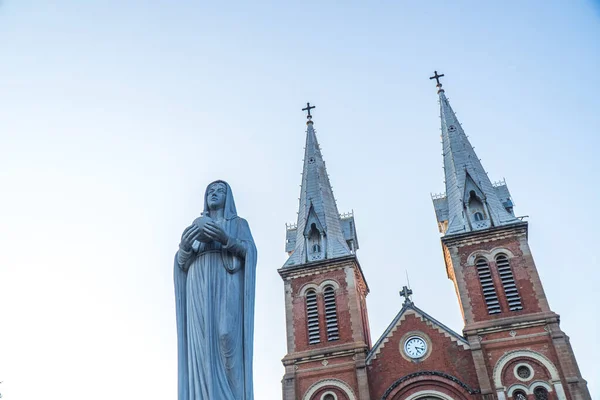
left=513, top=363, right=533, bottom=382
left=517, top=365, right=531, bottom=379
left=448, top=125, right=457, bottom=132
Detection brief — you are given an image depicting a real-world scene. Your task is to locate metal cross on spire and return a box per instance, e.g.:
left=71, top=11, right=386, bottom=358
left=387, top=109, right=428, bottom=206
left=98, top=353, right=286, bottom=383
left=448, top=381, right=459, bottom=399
left=302, top=102, right=316, bottom=120
left=429, top=70, right=445, bottom=86
left=399, top=285, right=413, bottom=305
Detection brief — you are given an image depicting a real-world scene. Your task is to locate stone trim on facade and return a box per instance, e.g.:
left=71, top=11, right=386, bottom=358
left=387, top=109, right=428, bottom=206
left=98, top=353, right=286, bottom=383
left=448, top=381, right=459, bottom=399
left=302, top=378, right=357, bottom=400
left=381, top=371, right=481, bottom=399
left=404, top=390, right=456, bottom=400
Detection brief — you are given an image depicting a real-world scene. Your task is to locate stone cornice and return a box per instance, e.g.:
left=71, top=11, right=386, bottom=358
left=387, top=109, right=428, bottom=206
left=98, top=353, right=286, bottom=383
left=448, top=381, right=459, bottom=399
left=281, top=341, right=369, bottom=365
left=463, top=311, right=560, bottom=336
left=442, top=222, right=528, bottom=248
left=278, top=254, right=370, bottom=294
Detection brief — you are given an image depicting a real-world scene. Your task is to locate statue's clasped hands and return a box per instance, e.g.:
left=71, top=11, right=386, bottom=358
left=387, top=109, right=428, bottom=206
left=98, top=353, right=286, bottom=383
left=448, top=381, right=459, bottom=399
left=202, top=221, right=229, bottom=245
left=180, top=221, right=230, bottom=251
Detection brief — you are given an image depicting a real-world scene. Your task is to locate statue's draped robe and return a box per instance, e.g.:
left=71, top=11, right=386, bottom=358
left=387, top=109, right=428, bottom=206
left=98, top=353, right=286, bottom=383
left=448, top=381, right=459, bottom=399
left=174, top=182, right=256, bottom=400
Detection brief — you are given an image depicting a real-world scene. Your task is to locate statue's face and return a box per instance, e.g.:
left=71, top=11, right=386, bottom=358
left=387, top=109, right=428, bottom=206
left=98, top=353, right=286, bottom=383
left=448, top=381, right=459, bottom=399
left=206, top=182, right=227, bottom=210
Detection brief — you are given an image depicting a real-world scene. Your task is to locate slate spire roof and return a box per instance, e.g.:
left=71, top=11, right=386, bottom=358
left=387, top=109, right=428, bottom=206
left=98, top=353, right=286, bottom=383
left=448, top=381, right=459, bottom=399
left=432, top=79, right=519, bottom=236
left=283, top=113, right=353, bottom=267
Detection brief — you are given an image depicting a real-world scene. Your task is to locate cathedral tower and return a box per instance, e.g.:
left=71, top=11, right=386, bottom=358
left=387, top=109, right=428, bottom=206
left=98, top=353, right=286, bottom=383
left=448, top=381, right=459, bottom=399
left=279, top=105, right=372, bottom=400
left=430, top=73, right=590, bottom=400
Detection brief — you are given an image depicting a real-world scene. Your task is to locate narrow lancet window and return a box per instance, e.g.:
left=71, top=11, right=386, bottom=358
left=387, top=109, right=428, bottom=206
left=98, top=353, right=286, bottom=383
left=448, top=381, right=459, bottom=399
left=307, top=223, right=323, bottom=261
left=306, top=289, right=320, bottom=344
left=496, top=254, right=523, bottom=311
left=476, top=258, right=501, bottom=314
left=323, top=286, right=339, bottom=341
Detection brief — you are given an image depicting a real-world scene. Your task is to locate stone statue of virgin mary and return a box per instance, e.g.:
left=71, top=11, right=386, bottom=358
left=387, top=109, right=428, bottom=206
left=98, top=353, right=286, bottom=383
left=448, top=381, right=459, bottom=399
left=174, top=180, right=257, bottom=400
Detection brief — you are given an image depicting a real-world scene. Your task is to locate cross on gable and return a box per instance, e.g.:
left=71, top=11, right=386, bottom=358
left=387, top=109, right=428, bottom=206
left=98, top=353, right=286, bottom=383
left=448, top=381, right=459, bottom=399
left=400, top=285, right=413, bottom=305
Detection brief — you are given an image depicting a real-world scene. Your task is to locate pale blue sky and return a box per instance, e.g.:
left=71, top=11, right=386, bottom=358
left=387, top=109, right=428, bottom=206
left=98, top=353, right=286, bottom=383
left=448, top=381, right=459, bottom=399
left=0, top=1, right=599, bottom=399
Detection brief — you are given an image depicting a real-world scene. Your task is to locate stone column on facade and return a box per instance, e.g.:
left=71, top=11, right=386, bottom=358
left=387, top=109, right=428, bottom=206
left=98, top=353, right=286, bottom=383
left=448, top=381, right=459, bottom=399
left=281, top=365, right=296, bottom=400
left=354, top=351, right=371, bottom=400
left=467, top=335, right=494, bottom=397
left=548, top=324, right=591, bottom=400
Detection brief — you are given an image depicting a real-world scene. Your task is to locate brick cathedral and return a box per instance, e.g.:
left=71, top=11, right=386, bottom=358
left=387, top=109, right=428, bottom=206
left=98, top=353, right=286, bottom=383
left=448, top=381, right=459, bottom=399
left=277, top=74, right=590, bottom=400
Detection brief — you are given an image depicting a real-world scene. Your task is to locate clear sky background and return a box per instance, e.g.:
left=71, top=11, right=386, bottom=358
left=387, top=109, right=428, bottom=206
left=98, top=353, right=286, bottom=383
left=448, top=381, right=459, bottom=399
left=0, top=1, right=599, bottom=399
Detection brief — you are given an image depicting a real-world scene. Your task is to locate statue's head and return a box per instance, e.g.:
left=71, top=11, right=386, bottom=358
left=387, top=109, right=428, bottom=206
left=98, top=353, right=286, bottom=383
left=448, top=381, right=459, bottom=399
left=206, top=181, right=227, bottom=210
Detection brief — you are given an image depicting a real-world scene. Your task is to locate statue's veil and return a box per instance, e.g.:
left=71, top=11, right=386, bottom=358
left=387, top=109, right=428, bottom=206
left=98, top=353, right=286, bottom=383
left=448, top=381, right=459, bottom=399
left=175, top=179, right=256, bottom=400
left=202, top=180, right=237, bottom=220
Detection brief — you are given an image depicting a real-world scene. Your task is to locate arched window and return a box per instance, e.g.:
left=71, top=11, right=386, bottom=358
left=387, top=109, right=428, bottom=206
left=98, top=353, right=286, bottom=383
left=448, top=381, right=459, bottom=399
left=474, top=211, right=484, bottom=221
left=308, top=223, right=323, bottom=260
left=534, top=387, right=549, bottom=400
left=496, top=254, right=523, bottom=311
left=322, top=394, right=335, bottom=400
left=476, top=258, right=501, bottom=314
left=323, top=286, right=339, bottom=341
left=306, top=290, right=320, bottom=344
left=513, top=391, right=527, bottom=400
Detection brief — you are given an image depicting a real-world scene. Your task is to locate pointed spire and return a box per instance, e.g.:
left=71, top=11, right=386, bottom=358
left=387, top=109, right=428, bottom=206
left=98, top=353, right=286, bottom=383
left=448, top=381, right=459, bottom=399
left=284, top=105, right=353, bottom=266
left=431, top=73, right=519, bottom=235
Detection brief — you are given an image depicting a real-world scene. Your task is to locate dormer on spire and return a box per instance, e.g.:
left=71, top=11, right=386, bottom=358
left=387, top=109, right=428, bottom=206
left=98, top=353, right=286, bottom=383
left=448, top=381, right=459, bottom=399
left=284, top=105, right=358, bottom=267
left=430, top=73, right=519, bottom=236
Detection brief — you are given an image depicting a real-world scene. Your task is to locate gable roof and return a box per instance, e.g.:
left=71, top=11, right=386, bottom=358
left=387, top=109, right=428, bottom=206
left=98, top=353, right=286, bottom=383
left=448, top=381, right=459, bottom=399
left=366, top=301, right=469, bottom=363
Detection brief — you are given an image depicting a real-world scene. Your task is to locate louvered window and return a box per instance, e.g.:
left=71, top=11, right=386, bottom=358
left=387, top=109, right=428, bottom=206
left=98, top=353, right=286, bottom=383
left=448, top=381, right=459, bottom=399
left=306, top=290, right=320, bottom=344
left=496, top=255, right=523, bottom=311
left=323, top=286, right=339, bottom=341
left=476, top=258, right=501, bottom=314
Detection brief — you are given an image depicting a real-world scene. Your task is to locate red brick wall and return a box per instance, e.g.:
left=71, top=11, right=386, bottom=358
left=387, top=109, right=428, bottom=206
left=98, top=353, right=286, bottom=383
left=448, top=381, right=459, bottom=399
left=290, top=268, right=357, bottom=352
left=480, top=332, right=564, bottom=392
left=296, top=364, right=358, bottom=399
left=454, top=236, right=542, bottom=324
left=501, top=357, right=552, bottom=388
left=367, top=312, right=479, bottom=399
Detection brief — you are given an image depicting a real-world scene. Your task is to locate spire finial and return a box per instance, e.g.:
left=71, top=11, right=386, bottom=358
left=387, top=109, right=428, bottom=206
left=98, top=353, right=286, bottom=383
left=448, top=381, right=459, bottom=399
left=400, top=285, right=413, bottom=305
left=429, top=70, right=445, bottom=93
left=302, top=102, right=316, bottom=125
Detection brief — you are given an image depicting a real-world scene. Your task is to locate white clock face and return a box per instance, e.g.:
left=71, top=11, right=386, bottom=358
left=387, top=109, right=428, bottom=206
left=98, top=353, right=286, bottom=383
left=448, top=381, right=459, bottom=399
left=404, top=336, right=427, bottom=359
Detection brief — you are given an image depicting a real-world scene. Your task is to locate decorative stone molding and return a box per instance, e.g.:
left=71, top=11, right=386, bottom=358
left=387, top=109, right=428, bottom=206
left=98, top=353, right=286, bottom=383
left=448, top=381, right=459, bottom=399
left=493, top=350, right=560, bottom=389
left=513, top=362, right=533, bottom=382
left=381, top=371, right=481, bottom=399
left=530, top=381, right=553, bottom=393
left=466, top=247, right=516, bottom=266
left=319, top=279, right=340, bottom=291
left=404, top=390, right=455, bottom=400
left=302, top=378, right=357, bottom=400
left=320, top=391, right=338, bottom=400
left=442, top=224, right=528, bottom=251
left=506, top=381, right=553, bottom=395
left=506, top=384, right=529, bottom=396
left=299, top=283, right=321, bottom=296
left=368, top=309, right=469, bottom=362
left=298, top=279, right=341, bottom=296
